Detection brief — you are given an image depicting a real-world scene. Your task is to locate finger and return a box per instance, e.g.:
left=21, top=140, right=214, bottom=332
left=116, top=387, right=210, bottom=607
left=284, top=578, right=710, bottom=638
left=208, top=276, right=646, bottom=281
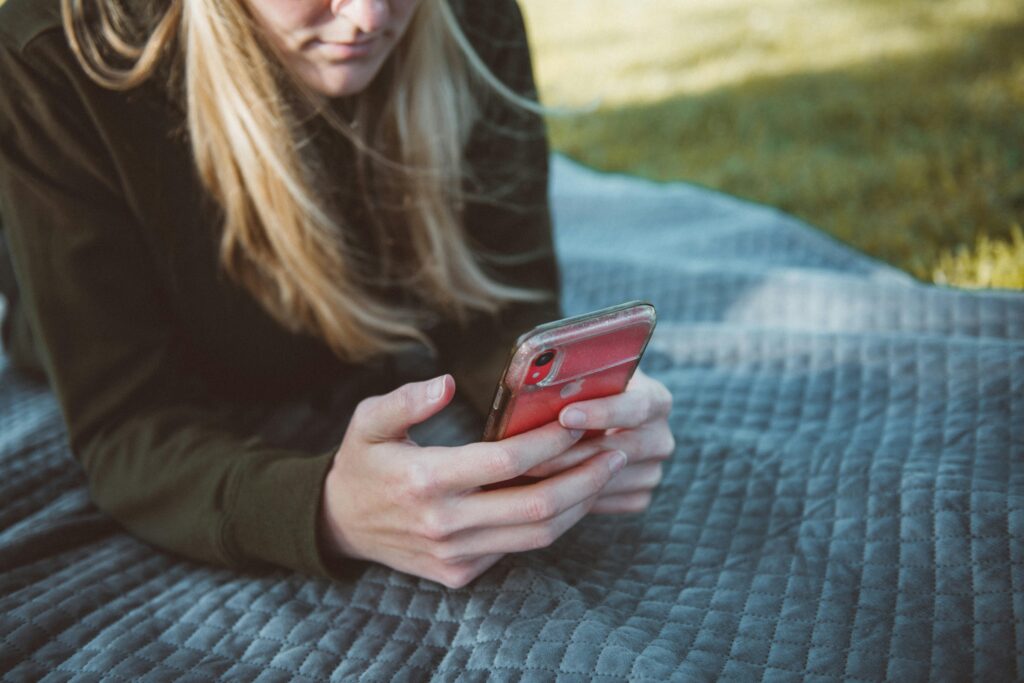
left=559, top=379, right=672, bottom=432
left=352, top=374, right=454, bottom=442
left=428, top=493, right=598, bottom=563
left=524, top=422, right=675, bottom=478
left=449, top=450, right=627, bottom=532
left=428, top=553, right=505, bottom=589
left=522, top=436, right=610, bottom=478
left=599, top=461, right=663, bottom=496
left=431, top=421, right=586, bottom=491
left=590, top=491, right=653, bottom=515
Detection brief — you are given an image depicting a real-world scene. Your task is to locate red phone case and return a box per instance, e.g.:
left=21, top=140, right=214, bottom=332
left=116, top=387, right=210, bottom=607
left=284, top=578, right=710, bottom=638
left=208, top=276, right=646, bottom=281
left=483, top=301, right=657, bottom=442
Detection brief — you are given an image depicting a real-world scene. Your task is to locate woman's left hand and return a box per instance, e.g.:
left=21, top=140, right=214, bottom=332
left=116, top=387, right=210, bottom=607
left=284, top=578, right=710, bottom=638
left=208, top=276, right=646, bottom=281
left=522, top=369, right=675, bottom=514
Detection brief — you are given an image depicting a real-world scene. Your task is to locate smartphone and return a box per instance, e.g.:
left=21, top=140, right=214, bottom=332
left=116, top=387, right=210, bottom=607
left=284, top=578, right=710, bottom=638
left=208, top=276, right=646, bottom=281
left=483, top=301, right=657, bottom=442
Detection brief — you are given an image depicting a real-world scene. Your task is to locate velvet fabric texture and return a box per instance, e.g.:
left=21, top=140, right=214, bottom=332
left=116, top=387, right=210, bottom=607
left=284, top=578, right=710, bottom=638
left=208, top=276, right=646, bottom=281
left=2, top=157, right=1022, bottom=680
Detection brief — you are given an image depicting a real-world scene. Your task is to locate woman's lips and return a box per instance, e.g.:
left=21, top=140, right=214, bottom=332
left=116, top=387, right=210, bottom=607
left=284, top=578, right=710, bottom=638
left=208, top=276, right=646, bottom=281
left=309, top=36, right=379, bottom=60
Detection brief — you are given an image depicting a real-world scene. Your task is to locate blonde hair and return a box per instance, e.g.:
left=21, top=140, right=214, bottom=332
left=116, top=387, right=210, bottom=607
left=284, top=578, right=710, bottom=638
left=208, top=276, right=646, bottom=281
left=61, top=0, right=547, bottom=361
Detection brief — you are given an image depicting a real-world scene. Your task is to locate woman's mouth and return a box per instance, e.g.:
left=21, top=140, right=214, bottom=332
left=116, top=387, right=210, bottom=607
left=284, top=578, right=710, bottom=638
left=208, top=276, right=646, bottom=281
left=309, top=35, right=380, bottom=61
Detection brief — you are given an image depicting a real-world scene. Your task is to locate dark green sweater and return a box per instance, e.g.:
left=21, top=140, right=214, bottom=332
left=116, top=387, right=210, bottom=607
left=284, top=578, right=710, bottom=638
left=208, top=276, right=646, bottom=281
left=0, top=0, right=559, bottom=578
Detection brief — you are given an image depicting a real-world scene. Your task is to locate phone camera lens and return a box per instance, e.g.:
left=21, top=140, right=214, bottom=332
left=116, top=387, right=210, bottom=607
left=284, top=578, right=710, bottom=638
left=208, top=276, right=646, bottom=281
left=534, top=351, right=555, bottom=367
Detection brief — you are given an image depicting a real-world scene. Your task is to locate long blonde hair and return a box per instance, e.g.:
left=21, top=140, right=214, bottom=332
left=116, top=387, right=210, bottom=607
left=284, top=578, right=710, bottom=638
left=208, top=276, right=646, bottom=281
left=61, top=0, right=547, bottom=361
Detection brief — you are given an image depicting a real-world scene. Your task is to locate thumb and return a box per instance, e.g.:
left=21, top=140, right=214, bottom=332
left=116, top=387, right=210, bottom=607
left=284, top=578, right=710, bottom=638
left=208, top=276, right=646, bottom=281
left=354, top=374, right=455, bottom=442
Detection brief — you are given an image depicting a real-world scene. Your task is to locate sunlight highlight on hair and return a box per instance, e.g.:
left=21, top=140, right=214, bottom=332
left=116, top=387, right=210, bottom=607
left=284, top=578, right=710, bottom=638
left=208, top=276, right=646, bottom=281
left=60, top=0, right=551, bottom=361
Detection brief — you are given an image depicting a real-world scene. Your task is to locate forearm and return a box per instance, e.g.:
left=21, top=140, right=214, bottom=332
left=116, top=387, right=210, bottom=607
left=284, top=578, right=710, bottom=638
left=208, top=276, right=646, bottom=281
left=79, top=402, right=340, bottom=578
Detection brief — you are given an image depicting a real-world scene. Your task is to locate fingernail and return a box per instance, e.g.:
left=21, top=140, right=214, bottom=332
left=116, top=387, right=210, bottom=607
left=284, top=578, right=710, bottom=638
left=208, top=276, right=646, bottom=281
left=608, top=451, right=627, bottom=473
left=427, top=376, right=446, bottom=402
left=569, top=429, right=585, bottom=440
left=561, top=408, right=586, bottom=429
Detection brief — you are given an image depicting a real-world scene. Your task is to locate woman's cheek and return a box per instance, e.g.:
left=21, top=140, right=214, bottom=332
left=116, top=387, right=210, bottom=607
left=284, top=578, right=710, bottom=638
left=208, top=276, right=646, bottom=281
left=393, top=0, right=424, bottom=30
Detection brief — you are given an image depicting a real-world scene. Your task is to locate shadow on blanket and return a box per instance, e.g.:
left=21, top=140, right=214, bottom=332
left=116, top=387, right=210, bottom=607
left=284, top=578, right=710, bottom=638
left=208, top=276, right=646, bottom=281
left=2, top=156, right=1022, bottom=681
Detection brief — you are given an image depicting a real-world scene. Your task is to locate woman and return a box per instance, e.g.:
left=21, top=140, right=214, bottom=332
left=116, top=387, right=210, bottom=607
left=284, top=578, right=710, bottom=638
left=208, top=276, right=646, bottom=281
left=0, top=0, right=674, bottom=588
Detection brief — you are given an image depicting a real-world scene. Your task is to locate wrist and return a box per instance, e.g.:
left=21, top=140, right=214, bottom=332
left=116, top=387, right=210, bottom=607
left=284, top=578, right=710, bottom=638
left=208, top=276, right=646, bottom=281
left=318, top=463, right=368, bottom=563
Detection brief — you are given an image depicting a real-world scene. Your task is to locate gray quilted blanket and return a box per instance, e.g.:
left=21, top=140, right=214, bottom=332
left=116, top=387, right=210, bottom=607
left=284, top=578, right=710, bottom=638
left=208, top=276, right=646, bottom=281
left=2, top=156, right=1022, bottom=681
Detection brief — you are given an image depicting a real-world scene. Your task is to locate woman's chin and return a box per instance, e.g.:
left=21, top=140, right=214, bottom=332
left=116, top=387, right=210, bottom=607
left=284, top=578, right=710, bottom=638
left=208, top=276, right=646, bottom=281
left=303, top=62, right=382, bottom=99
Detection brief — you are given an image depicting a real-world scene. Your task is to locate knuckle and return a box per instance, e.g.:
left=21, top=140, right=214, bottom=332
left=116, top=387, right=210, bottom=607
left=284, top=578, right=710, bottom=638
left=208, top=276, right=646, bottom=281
left=640, top=393, right=656, bottom=421
left=657, top=386, right=673, bottom=415
left=528, top=526, right=559, bottom=550
left=438, top=563, right=476, bottom=589
left=431, top=540, right=463, bottom=564
left=648, top=463, right=664, bottom=487
left=589, top=460, right=612, bottom=490
left=661, top=430, right=676, bottom=455
left=352, top=397, right=378, bottom=424
left=405, top=461, right=440, bottom=499
left=575, top=401, right=600, bottom=427
left=398, top=383, right=419, bottom=413
left=488, top=444, right=520, bottom=481
left=385, top=385, right=412, bottom=419
left=521, top=492, right=556, bottom=523
left=419, top=508, right=453, bottom=542
left=617, top=430, right=641, bottom=453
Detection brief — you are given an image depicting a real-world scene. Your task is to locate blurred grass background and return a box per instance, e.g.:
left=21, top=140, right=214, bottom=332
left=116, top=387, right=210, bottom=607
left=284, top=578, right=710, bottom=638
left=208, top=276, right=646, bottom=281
left=1, top=0, right=1019, bottom=287
left=520, top=0, right=1024, bottom=288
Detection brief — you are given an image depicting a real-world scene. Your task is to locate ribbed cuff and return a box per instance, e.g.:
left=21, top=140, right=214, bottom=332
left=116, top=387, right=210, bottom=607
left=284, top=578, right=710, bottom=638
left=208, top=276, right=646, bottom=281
left=222, top=448, right=349, bottom=580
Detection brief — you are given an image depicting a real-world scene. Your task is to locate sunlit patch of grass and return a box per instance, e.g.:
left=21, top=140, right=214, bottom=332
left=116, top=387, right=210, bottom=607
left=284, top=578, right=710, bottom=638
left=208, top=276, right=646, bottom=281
left=934, top=226, right=1024, bottom=289
left=3, top=0, right=1019, bottom=287
left=521, top=0, right=1024, bottom=287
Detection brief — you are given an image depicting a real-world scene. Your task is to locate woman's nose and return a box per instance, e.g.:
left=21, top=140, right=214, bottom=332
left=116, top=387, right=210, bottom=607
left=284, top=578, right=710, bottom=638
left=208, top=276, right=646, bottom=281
left=330, top=0, right=390, bottom=34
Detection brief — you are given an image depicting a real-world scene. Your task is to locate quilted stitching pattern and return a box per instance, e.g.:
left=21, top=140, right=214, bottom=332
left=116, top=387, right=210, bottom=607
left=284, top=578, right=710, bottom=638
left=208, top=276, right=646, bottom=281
left=2, top=156, right=1022, bottom=681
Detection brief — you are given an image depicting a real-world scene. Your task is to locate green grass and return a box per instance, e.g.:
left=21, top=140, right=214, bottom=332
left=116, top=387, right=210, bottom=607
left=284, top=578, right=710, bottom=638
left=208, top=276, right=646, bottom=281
left=521, top=0, right=1024, bottom=288
left=5, top=0, right=1019, bottom=287
left=934, top=225, right=1024, bottom=289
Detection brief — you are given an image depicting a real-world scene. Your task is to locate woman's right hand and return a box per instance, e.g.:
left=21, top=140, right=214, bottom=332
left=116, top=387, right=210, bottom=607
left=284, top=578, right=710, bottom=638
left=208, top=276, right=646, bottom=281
left=319, top=374, right=627, bottom=588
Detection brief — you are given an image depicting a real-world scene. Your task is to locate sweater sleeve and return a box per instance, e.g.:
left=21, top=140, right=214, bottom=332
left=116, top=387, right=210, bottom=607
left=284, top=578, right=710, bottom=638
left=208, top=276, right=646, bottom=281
left=0, top=35, right=341, bottom=578
left=434, top=0, right=563, bottom=417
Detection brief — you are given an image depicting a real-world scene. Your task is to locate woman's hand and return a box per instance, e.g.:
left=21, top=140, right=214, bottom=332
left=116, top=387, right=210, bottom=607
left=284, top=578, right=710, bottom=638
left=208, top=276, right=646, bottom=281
left=319, top=374, right=628, bottom=588
left=522, top=369, right=675, bottom=514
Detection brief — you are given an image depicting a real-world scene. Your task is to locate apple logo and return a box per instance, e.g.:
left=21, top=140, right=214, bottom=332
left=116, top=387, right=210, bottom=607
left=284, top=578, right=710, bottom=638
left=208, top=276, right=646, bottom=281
left=560, top=379, right=584, bottom=399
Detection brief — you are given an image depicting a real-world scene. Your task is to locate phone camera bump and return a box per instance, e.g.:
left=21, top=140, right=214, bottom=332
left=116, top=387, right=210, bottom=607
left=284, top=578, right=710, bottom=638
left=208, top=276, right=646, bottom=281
left=534, top=351, right=556, bottom=367
left=526, top=349, right=557, bottom=386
